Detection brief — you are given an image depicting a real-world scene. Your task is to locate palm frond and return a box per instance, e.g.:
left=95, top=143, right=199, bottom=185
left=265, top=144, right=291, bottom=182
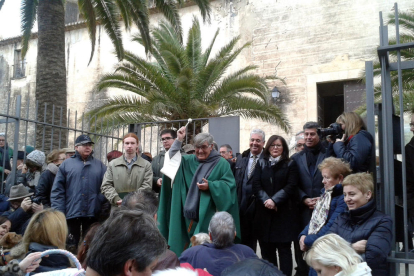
left=154, top=0, right=183, bottom=42
left=78, top=0, right=96, bottom=64
left=0, top=0, right=5, bottom=11
left=93, top=0, right=124, bottom=60
left=21, top=0, right=39, bottom=58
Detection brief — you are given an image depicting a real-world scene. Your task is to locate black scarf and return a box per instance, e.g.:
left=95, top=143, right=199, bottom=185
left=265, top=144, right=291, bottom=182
left=183, top=150, right=221, bottom=221
left=304, top=142, right=322, bottom=174
left=0, top=145, right=11, bottom=171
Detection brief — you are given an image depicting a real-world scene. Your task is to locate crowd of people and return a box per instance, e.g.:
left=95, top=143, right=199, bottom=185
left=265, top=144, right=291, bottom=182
left=0, top=111, right=407, bottom=276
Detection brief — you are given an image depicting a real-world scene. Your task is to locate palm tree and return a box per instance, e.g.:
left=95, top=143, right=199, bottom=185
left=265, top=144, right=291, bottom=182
left=18, top=0, right=211, bottom=149
left=86, top=17, right=290, bottom=134
left=356, top=8, right=414, bottom=116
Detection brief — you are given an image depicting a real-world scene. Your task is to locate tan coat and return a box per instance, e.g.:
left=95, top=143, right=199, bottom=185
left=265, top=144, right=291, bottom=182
left=101, top=155, right=152, bottom=206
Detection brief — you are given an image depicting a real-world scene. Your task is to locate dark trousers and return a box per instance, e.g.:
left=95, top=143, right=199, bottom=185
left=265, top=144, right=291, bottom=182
left=293, top=240, right=309, bottom=275
left=259, top=240, right=292, bottom=276
left=240, top=215, right=257, bottom=252
left=67, top=217, right=97, bottom=250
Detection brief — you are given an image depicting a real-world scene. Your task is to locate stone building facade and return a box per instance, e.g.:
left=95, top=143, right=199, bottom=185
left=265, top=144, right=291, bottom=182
left=0, top=0, right=411, bottom=153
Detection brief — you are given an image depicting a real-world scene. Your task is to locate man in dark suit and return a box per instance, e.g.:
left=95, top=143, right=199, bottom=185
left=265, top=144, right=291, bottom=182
left=291, top=121, right=330, bottom=275
left=234, top=129, right=265, bottom=252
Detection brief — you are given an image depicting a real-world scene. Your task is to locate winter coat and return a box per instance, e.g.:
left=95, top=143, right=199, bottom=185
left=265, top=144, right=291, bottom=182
left=252, top=157, right=299, bottom=243
left=152, top=150, right=165, bottom=192
left=5, top=207, right=32, bottom=235
left=291, top=146, right=330, bottom=228
left=35, top=163, right=60, bottom=206
left=0, top=194, right=10, bottom=213
left=26, top=242, right=71, bottom=274
left=328, top=199, right=392, bottom=276
left=335, top=262, right=372, bottom=276
left=0, top=145, right=12, bottom=174
left=333, top=130, right=373, bottom=173
left=221, top=258, right=285, bottom=276
left=101, top=154, right=152, bottom=206
left=51, top=151, right=107, bottom=220
left=299, top=184, right=347, bottom=248
left=406, top=136, right=414, bottom=218
left=179, top=243, right=258, bottom=276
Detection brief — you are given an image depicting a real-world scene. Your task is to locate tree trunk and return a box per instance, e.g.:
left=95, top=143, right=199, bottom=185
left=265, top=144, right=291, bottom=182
left=35, top=0, right=67, bottom=153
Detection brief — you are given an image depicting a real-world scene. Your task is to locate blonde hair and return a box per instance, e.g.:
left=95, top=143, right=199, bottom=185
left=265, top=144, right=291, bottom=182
left=336, top=112, right=366, bottom=137
left=318, top=157, right=352, bottom=179
left=342, top=173, right=374, bottom=198
left=305, top=234, right=362, bottom=275
left=23, top=209, right=68, bottom=252
left=46, top=149, right=66, bottom=164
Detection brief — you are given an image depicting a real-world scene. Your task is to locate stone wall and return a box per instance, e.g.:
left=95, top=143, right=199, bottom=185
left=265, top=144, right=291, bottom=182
left=0, top=0, right=412, bottom=152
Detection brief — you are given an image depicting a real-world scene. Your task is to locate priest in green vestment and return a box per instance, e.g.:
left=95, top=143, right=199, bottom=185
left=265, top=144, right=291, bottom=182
left=157, top=126, right=241, bottom=256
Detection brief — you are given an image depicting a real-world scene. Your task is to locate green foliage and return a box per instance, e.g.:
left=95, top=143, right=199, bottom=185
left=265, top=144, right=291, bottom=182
left=87, top=17, right=290, bottom=132
left=357, top=8, right=414, bottom=115
left=19, top=0, right=211, bottom=62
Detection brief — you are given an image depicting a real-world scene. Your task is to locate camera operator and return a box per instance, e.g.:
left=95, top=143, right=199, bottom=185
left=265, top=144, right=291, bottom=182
left=332, top=112, right=373, bottom=173
left=1, top=184, right=43, bottom=235
left=17, top=150, right=46, bottom=193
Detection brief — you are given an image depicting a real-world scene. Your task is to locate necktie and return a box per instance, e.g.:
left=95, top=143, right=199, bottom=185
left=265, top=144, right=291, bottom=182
left=248, top=155, right=257, bottom=178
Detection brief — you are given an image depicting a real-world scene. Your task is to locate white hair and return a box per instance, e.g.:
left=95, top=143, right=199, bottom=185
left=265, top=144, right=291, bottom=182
left=208, top=211, right=235, bottom=249
left=250, top=129, right=265, bottom=142
left=152, top=267, right=198, bottom=276
left=305, top=234, right=362, bottom=275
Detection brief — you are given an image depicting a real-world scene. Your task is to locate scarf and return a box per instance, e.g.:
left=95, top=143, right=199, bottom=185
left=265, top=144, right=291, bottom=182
left=308, top=186, right=335, bottom=235
left=304, top=142, right=321, bottom=174
left=183, top=150, right=221, bottom=221
left=269, top=156, right=281, bottom=166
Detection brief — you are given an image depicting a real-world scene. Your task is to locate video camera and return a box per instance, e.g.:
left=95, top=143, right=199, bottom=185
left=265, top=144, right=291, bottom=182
left=317, top=123, right=344, bottom=140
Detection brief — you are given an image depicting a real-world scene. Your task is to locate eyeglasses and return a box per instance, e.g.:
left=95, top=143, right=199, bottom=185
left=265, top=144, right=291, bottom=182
left=161, top=137, right=173, bottom=142
left=250, top=138, right=262, bottom=143
left=296, top=143, right=305, bottom=148
left=81, top=143, right=93, bottom=147
left=0, top=139, right=5, bottom=142
left=410, top=123, right=414, bottom=127
left=195, top=144, right=211, bottom=151
left=270, top=144, right=283, bottom=148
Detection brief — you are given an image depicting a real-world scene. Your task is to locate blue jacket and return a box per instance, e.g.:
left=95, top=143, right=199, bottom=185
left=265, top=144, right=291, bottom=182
left=299, top=184, right=347, bottom=248
left=51, top=151, right=106, bottom=220
left=333, top=130, right=373, bottom=173
left=179, top=243, right=258, bottom=276
left=27, top=242, right=70, bottom=274
left=328, top=199, right=393, bottom=276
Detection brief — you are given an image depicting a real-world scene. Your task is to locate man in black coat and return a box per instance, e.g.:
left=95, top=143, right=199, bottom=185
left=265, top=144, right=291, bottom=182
left=233, top=129, right=265, bottom=252
left=406, top=114, right=414, bottom=224
left=291, top=121, right=331, bottom=276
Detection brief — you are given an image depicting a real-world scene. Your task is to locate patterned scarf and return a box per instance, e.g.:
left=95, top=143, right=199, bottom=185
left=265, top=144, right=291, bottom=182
left=269, top=156, right=281, bottom=166
left=308, top=186, right=334, bottom=235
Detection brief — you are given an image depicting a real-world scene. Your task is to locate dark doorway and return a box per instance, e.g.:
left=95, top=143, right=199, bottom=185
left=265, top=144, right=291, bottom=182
left=317, top=80, right=365, bottom=127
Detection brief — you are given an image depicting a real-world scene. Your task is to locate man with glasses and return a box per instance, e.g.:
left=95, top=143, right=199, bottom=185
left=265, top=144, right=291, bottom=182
left=233, top=129, right=266, bottom=252
left=158, top=127, right=240, bottom=256
left=152, top=129, right=185, bottom=193
left=51, top=134, right=107, bottom=250
left=295, top=131, right=305, bottom=153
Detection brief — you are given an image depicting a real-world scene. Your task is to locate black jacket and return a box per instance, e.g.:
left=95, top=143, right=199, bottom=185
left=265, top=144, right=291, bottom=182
left=35, top=164, right=59, bottom=206
left=252, top=158, right=299, bottom=243
left=234, top=149, right=264, bottom=217
left=27, top=242, right=71, bottom=274
left=328, top=199, right=393, bottom=276
left=4, top=207, right=32, bottom=235
left=291, top=145, right=329, bottom=228
left=333, top=130, right=373, bottom=173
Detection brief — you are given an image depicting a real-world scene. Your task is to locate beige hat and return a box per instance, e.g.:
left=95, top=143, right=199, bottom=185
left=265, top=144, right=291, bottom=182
left=8, top=184, right=33, bottom=201
left=63, top=148, right=76, bottom=153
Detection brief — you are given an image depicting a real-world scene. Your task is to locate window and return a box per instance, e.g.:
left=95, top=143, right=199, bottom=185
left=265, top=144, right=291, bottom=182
left=13, top=50, right=26, bottom=79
